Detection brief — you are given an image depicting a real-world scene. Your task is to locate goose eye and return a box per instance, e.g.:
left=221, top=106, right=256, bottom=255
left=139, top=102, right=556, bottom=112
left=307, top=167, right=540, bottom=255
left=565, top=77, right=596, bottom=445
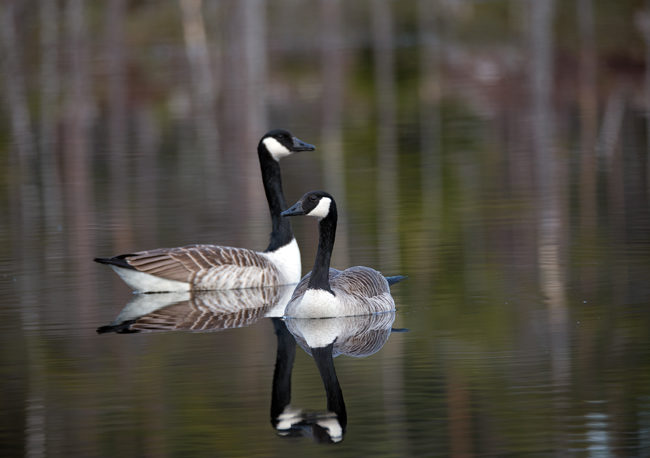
left=308, top=195, right=318, bottom=202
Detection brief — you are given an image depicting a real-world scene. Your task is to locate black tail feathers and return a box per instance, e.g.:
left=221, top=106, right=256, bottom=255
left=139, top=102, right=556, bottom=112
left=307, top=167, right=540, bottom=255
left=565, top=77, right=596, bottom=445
left=385, top=275, right=407, bottom=286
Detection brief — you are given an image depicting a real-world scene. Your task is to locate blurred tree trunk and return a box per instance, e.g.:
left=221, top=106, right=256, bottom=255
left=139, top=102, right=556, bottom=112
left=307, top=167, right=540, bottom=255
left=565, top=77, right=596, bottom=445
left=599, top=85, right=626, bottom=240
left=1, top=1, right=36, bottom=171
left=417, top=0, right=442, bottom=214
left=637, top=5, right=650, bottom=201
left=528, top=2, right=570, bottom=436
left=416, top=0, right=442, bottom=279
left=63, top=0, right=98, bottom=451
left=2, top=7, right=47, bottom=456
left=576, top=0, right=598, bottom=300
left=134, top=105, right=161, bottom=246
left=529, top=0, right=555, bottom=189
left=577, top=0, right=597, bottom=232
left=372, top=4, right=406, bottom=453
left=106, top=0, right=133, bottom=252
left=222, top=0, right=267, bottom=246
left=39, top=0, right=63, bottom=230
left=241, top=0, right=268, bottom=238
left=2, top=0, right=41, bottom=325
left=179, top=0, right=221, bottom=197
left=372, top=0, right=400, bottom=269
left=1, top=0, right=38, bottom=243
left=320, top=0, right=349, bottom=266
left=63, top=0, right=96, bottom=314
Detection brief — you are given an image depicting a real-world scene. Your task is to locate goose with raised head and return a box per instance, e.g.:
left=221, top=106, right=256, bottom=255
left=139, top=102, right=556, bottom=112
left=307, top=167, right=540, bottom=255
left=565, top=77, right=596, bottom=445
left=281, top=191, right=405, bottom=318
left=94, top=129, right=315, bottom=292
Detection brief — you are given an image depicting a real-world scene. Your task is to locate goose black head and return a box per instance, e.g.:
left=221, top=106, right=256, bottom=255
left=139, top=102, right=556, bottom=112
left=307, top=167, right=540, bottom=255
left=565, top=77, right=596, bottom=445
left=260, top=129, right=315, bottom=162
left=282, top=191, right=335, bottom=220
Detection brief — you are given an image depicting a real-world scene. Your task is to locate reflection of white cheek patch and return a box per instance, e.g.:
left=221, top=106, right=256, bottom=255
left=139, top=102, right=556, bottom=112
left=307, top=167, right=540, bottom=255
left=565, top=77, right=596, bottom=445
left=307, top=197, right=331, bottom=219
left=263, top=137, right=291, bottom=161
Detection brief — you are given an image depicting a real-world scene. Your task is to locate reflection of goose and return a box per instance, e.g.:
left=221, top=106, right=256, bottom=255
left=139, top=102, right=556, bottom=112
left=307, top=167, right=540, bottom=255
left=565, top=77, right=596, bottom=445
left=94, top=129, right=315, bottom=292
left=97, top=285, right=294, bottom=334
left=271, top=313, right=396, bottom=443
left=270, top=319, right=346, bottom=443
left=281, top=191, right=405, bottom=318
left=286, top=311, right=395, bottom=358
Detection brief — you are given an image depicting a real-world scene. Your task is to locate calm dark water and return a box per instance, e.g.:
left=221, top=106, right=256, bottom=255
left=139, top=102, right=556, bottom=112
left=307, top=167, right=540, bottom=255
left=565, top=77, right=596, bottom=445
left=2, top=1, right=650, bottom=456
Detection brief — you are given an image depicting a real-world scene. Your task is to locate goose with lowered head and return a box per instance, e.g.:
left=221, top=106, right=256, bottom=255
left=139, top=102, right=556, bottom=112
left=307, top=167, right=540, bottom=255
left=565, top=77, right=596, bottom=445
left=95, top=129, right=315, bottom=292
left=281, top=191, right=405, bottom=318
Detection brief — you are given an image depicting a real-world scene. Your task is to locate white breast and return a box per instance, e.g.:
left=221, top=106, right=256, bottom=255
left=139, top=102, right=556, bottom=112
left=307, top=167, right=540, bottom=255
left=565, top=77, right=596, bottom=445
left=262, top=238, right=301, bottom=284
left=285, top=289, right=341, bottom=318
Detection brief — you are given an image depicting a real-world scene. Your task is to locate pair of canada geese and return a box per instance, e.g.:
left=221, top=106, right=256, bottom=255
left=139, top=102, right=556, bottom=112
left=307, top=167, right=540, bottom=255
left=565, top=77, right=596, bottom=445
left=95, top=129, right=404, bottom=318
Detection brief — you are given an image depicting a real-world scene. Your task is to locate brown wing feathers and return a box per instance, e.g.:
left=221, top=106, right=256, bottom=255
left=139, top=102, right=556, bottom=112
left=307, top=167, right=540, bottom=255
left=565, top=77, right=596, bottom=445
left=114, top=245, right=280, bottom=286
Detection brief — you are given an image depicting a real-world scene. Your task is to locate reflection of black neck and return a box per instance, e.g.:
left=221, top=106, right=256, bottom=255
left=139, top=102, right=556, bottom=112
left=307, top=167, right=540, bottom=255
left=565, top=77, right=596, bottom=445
left=311, top=343, right=347, bottom=430
left=259, top=146, right=293, bottom=252
left=270, top=318, right=296, bottom=426
left=308, top=204, right=338, bottom=293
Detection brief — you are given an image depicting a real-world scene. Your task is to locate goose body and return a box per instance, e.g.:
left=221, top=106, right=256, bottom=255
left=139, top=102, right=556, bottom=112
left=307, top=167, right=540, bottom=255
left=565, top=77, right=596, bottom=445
left=95, top=129, right=314, bottom=292
left=281, top=191, right=403, bottom=318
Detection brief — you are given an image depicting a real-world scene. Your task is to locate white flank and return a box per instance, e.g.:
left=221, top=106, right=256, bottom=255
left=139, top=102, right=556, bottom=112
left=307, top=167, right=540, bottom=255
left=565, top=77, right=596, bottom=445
left=307, top=197, right=332, bottom=219
left=111, top=266, right=191, bottom=293
left=262, top=238, right=301, bottom=284
left=262, top=137, right=291, bottom=161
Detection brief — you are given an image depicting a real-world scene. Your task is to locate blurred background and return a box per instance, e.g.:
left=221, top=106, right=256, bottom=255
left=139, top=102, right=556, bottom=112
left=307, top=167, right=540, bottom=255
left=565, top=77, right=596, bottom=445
left=1, top=0, right=650, bottom=456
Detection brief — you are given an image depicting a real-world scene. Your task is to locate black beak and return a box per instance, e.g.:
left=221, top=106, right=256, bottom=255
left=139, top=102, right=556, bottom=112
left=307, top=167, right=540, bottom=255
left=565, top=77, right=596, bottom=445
left=281, top=201, right=306, bottom=217
left=291, top=136, right=315, bottom=152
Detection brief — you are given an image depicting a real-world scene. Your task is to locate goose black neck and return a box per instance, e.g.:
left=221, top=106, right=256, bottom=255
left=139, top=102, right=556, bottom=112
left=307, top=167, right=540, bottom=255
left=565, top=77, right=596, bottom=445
left=259, top=146, right=293, bottom=252
left=308, top=204, right=337, bottom=292
left=312, top=343, right=347, bottom=430
left=270, top=318, right=297, bottom=427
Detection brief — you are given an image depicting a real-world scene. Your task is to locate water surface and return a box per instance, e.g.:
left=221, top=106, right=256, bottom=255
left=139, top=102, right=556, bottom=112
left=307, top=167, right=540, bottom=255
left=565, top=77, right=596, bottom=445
left=2, top=1, right=650, bottom=456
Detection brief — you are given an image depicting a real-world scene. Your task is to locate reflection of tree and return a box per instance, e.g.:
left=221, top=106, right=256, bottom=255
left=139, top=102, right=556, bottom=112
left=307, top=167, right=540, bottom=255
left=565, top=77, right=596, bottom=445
left=416, top=0, right=443, bottom=278
left=179, top=0, right=220, bottom=198
left=0, top=1, right=36, bottom=166
left=39, top=0, right=63, bottom=230
left=107, top=0, right=133, bottom=253
left=528, top=1, right=571, bottom=451
left=222, top=0, right=268, bottom=245
left=640, top=6, right=650, bottom=202
left=320, top=0, right=349, bottom=267
left=372, top=0, right=400, bottom=269
left=577, top=0, right=597, bottom=233
left=63, top=0, right=96, bottom=319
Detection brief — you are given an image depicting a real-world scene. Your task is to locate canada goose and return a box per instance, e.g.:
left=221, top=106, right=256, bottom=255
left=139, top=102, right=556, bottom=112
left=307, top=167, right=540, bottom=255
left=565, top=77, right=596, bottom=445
left=281, top=191, right=405, bottom=318
left=94, top=129, right=315, bottom=292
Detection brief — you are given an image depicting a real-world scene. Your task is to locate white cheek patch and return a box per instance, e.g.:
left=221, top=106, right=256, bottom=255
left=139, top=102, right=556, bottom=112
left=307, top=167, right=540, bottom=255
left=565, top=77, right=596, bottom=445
left=263, top=137, right=291, bottom=161
left=307, top=197, right=331, bottom=219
